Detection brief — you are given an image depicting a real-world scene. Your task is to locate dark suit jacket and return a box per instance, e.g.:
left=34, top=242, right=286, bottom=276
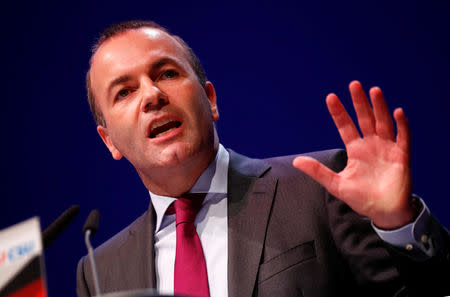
left=77, top=149, right=450, bottom=297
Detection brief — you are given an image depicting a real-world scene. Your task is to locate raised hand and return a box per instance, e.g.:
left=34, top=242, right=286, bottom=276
left=293, top=81, right=416, bottom=229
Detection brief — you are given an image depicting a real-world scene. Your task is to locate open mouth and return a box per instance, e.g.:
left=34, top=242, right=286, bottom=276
left=149, top=118, right=182, bottom=139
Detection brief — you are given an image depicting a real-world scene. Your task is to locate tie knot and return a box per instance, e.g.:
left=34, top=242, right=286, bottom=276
left=174, top=193, right=206, bottom=225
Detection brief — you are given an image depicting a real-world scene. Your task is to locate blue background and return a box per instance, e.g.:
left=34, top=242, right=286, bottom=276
left=2, top=1, right=449, bottom=296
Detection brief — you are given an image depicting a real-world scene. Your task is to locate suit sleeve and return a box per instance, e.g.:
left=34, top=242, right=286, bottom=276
left=324, top=150, right=450, bottom=297
left=385, top=217, right=450, bottom=296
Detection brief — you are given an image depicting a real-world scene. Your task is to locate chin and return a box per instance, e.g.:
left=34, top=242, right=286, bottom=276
left=155, top=143, right=200, bottom=167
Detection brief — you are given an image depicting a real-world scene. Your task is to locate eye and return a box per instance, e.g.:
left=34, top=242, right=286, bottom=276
left=160, top=69, right=179, bottom=80
left=116, top=88, right=130, bottom=100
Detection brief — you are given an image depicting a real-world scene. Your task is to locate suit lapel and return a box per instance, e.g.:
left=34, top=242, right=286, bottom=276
left=227, top=150, right=277, bottom=297
left=146, top=206, right=157, bottom=288
left=115, top=205, right=157, bottom=290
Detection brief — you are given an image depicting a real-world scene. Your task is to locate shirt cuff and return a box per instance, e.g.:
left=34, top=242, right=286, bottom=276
left=372, top=197, right=436, bottom=258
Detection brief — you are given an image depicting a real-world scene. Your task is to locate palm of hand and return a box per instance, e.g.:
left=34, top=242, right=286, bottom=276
left=337, top=135, right=411, bottom=226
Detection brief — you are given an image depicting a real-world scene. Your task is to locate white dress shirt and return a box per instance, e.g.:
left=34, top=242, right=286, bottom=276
left=150, top=144, right=229, bottom=297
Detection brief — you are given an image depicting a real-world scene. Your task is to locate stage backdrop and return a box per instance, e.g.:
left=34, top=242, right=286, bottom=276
left=2, top=1, right=449, bottom=297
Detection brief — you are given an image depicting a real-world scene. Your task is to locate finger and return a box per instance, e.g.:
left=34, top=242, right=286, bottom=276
left=326, top=93, right=361, bottom=145
left=293, top=156, right=340, bottom=196
left=393, top=108, right=411, bottom=154
left=369, top=86, right=395, bottom=141
left=349, top=81, right=376, bottom=137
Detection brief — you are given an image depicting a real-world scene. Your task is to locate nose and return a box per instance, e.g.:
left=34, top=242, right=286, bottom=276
left=140, top=78, right=169, bottom=112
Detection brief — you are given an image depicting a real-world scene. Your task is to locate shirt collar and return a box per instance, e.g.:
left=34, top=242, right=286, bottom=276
left=149, top=144, right=229, bottom=232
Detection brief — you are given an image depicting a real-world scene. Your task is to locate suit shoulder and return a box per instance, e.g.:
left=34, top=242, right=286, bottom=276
left=264, top=148, right=347, bottom=175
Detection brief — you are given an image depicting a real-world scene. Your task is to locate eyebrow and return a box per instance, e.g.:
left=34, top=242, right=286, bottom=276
left=106, top=57, right=182, bottom=98
left=107, top=75, right=132, bottom=96
left=152, top=57, right=182, bottom=71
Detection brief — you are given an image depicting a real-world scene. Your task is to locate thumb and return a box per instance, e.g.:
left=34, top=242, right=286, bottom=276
left=293, top=156, right=340, bottom=195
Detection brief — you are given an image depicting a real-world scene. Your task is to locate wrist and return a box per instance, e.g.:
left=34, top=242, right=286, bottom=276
left=372, top=196, right=422, bottom=230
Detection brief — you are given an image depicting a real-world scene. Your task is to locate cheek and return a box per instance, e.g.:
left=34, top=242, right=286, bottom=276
left=184, top=100, right=212, bottom=132
left=169, top=86, right=210, bottom=123
left=190, top=90, right=214, bottom=119
left=106, top=103, right=138, bottom=129
left=106, top=115, right=137, bottom=145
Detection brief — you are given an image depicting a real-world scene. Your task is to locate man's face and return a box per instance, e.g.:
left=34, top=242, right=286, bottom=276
left=90, top=28, right=219, bottom=184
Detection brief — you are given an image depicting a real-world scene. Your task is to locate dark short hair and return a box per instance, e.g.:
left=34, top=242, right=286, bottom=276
left=86, top=20, right=207, bottom=126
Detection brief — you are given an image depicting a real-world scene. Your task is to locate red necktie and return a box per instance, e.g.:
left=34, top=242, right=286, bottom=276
left=173, top=194, right=210, bottom=297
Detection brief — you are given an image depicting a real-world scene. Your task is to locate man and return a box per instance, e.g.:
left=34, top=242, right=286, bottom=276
left=77, top=20, right=450, bottom=297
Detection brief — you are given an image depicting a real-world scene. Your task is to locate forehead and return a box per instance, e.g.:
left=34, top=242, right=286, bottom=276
left=90, top=28, right=189, bottom=89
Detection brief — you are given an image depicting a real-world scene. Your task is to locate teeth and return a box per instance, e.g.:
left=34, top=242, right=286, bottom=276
left=149, top=119, right=182, bottom=138
left=155, top=127, right=176, bottom=138
left=151, top=118, right=173, bottom=131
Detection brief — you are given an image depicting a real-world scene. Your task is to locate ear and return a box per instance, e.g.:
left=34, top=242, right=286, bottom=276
left=205, top=81, right=219, bottom=122
left=97, top=125, right=123, bottom=160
